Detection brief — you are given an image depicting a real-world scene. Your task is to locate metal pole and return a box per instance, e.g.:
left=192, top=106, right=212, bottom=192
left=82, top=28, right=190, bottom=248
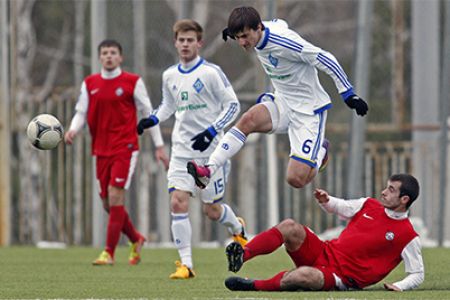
left=91, top=0, right=107, bottom=248
left=346, top=0, right=373, bottom=198
left=0, top=0, right=11, bottom=246
left=265, top=0, right=279, bottom=227
left=411, top=0, right=440, bottom=232
left=438, top=0, right=450, bottom=246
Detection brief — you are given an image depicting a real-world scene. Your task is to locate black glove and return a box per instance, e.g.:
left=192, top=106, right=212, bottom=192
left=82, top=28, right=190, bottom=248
left=137, top=115, right=159, bottom=135
left=222, top=28, right=235, bottom=42
left=345, top=95, right=368, bottom=116
left=191, top=126, right=217, bottom=152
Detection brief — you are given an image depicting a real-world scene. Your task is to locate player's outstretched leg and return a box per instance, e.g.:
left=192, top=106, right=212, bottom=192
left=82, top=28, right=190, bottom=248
left=226, top=242, right=244, bottom=273
left=187, top=161, right=211, bottom=189
left=225, top=276, right=256, bottom=291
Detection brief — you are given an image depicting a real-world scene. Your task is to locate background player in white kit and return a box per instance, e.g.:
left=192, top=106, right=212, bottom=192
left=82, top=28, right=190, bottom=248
left=188, top=6, right=369, bottom=191
left=137, top=19, right=247, bottom=279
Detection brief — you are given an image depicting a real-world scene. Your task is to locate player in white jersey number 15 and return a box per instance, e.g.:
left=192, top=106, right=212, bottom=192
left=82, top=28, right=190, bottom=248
left=137, top=19, right=248, bottom=280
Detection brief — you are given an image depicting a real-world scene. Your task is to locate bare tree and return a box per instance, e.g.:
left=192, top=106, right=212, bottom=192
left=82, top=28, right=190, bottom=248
left=12, top=0, right=71, bottom=243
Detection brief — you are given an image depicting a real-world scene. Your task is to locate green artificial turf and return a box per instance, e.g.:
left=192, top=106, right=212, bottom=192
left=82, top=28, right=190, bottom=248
left=0, top=246, right=448, bottom=299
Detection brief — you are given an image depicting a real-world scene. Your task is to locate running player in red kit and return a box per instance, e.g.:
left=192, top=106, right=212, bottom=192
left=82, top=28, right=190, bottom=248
left=225, top=174, right=424, bottom=292
left=65, top=39, right=169, bottom=265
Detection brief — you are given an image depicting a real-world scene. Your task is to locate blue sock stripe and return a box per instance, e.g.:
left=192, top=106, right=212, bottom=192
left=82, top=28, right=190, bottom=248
left=171, top=213, right=189, bottom=221
left=219, top=204, right=228, bottom=223
left=229, top=128, right=246, bottom=143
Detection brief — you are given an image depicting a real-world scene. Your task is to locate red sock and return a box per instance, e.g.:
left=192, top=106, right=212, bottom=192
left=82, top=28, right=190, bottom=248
left=243, top=227, right=284, bottom=262
left=121, top=210, right=141, bottom=243
left=254, top=271, right=287, bottom=291
left=105, top=205, right=126, bottom=257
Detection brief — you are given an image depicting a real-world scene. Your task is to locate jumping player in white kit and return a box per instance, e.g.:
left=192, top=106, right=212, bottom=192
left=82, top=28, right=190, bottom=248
left=187, top=6, right=368, bottom=191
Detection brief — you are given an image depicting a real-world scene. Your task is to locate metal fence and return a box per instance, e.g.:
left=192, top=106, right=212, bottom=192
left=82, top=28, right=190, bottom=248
left=1, top=0, right=449, bottom=246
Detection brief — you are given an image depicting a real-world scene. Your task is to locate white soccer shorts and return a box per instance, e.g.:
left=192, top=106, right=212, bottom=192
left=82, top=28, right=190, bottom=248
left=167, top=156, right=230, bottom=203
left=261, top=95, right=327, bottom=168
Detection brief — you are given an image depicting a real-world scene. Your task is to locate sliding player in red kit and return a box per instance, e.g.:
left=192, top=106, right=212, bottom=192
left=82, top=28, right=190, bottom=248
left=225, top=174, right=424, bottom=292
left=65, top=39, right=169, bottom=265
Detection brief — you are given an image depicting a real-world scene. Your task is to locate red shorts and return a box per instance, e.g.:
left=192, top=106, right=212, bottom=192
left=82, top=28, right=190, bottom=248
left=96, top=150, right=138, bottom=198
left=287, top=226, right=339, bottom=290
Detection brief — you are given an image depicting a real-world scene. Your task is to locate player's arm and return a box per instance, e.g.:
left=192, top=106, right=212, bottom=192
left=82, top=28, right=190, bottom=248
left=136, top=74, right=176, bottom=135
left=191, top=68, right=240, bottom=152
left=134, top=78, right=165, bottom=145
left=384, top=237, right=424, bottom=291
left=133, top=78, right=169, bottom=169
left=65, top=81, right=88, bottom=144
left=314, top=188, right=367, bottom=219
left=288, top=36, right=368, bottom=116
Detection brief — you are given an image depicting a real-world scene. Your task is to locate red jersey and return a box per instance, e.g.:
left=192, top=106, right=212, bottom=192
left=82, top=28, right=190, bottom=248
left=84, top=71, right=140, bottom=156
left=325, top=198, right=418, bottom=288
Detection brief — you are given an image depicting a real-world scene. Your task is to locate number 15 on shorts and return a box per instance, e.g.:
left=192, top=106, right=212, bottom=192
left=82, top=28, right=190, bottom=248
left=214, top=178, right=224, bottom=194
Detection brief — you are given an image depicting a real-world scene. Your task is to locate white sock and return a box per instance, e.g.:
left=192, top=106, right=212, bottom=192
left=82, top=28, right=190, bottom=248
left=171, top=212, right=193, bottom=268
left=218, top=204, right=242, bottom=235
left=208, top=127, right=246, bottom=175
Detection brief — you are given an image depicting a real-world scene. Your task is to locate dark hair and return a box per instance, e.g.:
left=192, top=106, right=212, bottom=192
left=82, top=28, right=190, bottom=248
left=390, top=174, right=420, bottom=209
left=227, top=6, right=262, bottom=37
left=173, top=19, right=203, bottom=41
left=97, top=39, right=122, bottom=56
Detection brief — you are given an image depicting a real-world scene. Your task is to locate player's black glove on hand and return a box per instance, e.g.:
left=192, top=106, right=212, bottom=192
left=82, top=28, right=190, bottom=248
left=345, top=95, right=368, bottom=116
left=222, top=28, right=235, bottom=42
left=137, top=115, right=159, bottom=135
left=191, top=126, right=217, bottom=152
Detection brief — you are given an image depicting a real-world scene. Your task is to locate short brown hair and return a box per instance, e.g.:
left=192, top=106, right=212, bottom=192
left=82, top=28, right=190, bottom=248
left=173, top=19, right=203, bottom=41
left=227, top=6, right=262, bottom=37
left=389, top=174, right=420, bottom=209
left=97, top=39, right=122, bottom=56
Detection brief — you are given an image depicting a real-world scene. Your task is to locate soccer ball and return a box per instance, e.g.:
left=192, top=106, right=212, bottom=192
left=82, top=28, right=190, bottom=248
left=27, top=114, right=64, bottom=150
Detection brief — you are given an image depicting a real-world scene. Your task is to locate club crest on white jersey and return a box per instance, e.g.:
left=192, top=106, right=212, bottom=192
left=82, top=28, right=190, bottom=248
left=269, top=53, right=279, bottom=67
left=193, top=78, right=204, bottom=93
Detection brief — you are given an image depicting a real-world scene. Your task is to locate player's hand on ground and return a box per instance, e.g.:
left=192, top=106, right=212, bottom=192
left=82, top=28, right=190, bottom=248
left=384, top=282, right=401, bottom=291
left=64, top=130, right=77, bottom=145
left=137, top=115, right=159, bottom=135
left=314, top=188, right=330, bottom=204
left=155, top=146, right=170, bottom=170
left=191, top=126, right=217, bottom=152
left=344, top=95, right=368, bottom=116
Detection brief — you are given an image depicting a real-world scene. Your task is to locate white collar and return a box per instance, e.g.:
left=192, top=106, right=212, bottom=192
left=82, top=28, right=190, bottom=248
left=101, top=67, right=121, bottom=79
left=179, top=56, right=201, bottom=71
left=385, top=208, right=408, bottom=220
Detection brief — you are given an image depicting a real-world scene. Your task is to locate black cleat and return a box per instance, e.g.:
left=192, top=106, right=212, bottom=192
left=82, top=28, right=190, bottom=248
left=226, top=242, right=244, bottom=273
left=225, top=276, right=256, bottom=291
